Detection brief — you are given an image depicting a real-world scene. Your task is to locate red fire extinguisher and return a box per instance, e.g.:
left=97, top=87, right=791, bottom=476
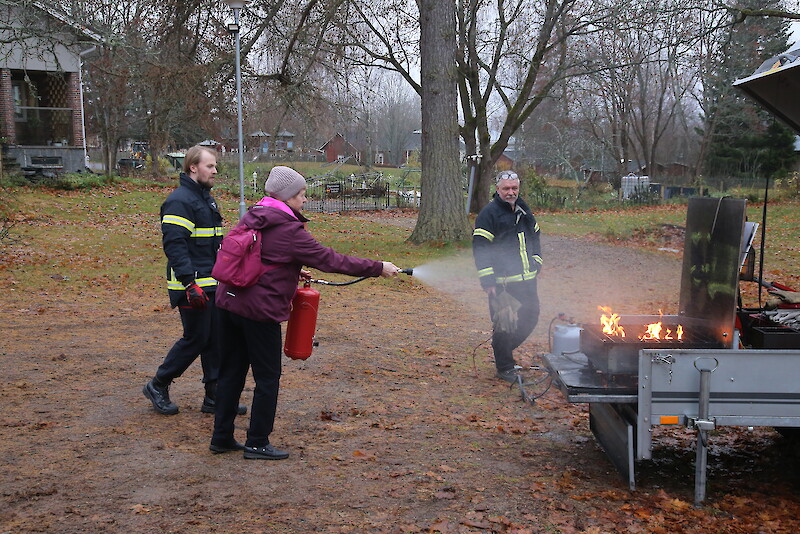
left=284, top=281, right=320, bottom=360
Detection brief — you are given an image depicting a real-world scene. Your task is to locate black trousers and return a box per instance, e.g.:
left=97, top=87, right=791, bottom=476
left=213, top=308, right=282, bottom=448
left=489, top=280, right=540, bottom=372
left=155, top=295, right=220, bottom=385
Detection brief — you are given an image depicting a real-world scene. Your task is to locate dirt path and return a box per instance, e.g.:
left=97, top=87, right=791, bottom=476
left=2, top=211, right=799, bottom=533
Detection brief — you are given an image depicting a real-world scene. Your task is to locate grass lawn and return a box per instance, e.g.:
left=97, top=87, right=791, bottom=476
left=538, top=198, right=800, bottom=280
left=4, top=182, right=798, bottom=288
left=2, top=184, right=461, bottom=292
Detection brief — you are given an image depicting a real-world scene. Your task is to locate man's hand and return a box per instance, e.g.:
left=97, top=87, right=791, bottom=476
left=185, top=282, right=209, bottom=310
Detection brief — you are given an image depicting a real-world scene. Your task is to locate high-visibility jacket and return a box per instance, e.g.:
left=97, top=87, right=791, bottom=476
left=472, top=193, right=542, bottom=290
left=161, top=173, right=224, bottom=307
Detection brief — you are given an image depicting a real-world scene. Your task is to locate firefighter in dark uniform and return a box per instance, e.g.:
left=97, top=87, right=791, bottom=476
left=473, top=170, right=542, bottom=382
left=143, top=145, right=245, bottom=416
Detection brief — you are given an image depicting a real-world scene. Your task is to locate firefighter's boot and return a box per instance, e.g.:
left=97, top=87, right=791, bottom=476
left=143, top=377, right=179, bottom=415
left=201, top=381, right=247, bottom=415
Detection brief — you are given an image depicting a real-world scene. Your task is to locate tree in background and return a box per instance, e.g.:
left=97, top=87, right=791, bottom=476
left=30, top=0, right=800, bottom=196
left=374, top=76, right=420, bottom=167
left=69, top=0, right=227, bottom=174
left=700, top=0, right=797, bottom=181
left=409, top=0, right=470, bottom=243
left=83, top=45, right=132, bottom=174
left=570, top=2, right=700, bottom=182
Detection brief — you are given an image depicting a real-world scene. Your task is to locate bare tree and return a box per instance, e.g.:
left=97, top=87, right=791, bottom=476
left=374, top=75, right=420, bottom=166
left=83, top=45, right=132, bottom=173
left=409, top=0, right=470, bottom=243
left=342, top=0, right=632, bottom=211
left=572, top=2, right=701, bottom=181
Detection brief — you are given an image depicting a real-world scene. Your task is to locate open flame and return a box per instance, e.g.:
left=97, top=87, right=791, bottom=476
left=599, top=307, right=685, bottom=341
left=599, top=306, right=625, bottom=337
left=639, top=322, right=683, bottom=341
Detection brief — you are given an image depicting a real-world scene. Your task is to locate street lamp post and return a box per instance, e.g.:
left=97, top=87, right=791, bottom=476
left=224, top=0, right=250, bottom=219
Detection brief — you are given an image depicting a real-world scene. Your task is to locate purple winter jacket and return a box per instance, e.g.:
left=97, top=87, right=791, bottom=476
left=215, top=197, right=383, bottom=323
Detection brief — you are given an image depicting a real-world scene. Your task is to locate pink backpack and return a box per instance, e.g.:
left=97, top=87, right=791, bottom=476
left=212, top=224, right=266, bottom=287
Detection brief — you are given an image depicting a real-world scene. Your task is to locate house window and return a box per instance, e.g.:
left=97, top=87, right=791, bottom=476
left=11, top=72, right=74, bottom=145
left=12, top=82, right=26, bottom=121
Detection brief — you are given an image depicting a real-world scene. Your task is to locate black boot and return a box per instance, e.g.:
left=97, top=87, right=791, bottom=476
left=201, top=381, right=247, bottom=415
left=143, top=377, right=179, bottom=415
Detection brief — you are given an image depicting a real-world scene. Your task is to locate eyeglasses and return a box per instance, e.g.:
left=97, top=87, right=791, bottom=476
left=496, top=171, right=518, bottom=183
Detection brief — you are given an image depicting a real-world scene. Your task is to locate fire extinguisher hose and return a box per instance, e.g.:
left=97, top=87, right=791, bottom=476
left=309, top=277, right=369, bottom=286
left=309, top=268, right=412, bottom=286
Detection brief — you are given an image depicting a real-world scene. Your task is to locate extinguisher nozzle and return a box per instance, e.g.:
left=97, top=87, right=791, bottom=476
left=399, top=268, right=413, bottom=275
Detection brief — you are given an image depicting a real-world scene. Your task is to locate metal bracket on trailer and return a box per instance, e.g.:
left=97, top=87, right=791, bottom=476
left=544, top=348, right=800, bottom=502
left=639, top=348, right=800, bottom=504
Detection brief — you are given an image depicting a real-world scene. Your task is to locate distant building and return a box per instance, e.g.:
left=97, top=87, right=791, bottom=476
left=249, top=130, right=270, bottom=152
left=0, top=1, right=100, bottom=175
left=627, top=160, right=692, bottom=179
left=401, top=130, right=421, bottom=166
left=318, top=133, right=361, bottom=163
left=373, top=130, right=422, bottom=167
left=273, top=130, right=295, bottom=152
left=249, top=130, right=296, bottom=153
left=495, top=150, right=516, bottom=171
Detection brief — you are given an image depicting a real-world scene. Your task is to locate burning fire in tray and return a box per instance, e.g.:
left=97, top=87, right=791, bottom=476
left=599, top=306, right=684, bottom=342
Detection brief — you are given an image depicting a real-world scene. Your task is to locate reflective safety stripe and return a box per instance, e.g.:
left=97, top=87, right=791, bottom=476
left=167, top=270, right=218, bottom=291
left=195, top=276, right=217, bottom=288
left=162, top=215, right=222, bottom=239
left=191, top=226, right=224, bottom=238
left=495, top=271, right=538, bottom=283
left=497, top=232, right=538, bottom=283
left=479, top=214, right=541, bottom=285
left=473, top=228, right=494, bottom=241
left=167, top=279, right=217, bottom=290
left=162, top=214, right=195, bottom=232
left=518, top=232, right=530, bottom=274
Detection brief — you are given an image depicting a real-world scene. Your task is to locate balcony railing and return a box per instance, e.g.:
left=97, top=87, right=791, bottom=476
left=14, top=107, right=75, bottom=146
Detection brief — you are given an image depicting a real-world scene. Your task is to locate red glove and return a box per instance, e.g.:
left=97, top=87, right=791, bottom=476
left=185, top=282, right=209, bottom=310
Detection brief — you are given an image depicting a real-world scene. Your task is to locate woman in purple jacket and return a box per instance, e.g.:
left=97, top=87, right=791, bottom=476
left=210, top=166, right=400, bottom=459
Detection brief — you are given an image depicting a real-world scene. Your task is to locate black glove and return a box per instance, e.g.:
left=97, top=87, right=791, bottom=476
left=185, top=282, right=209, bottom=310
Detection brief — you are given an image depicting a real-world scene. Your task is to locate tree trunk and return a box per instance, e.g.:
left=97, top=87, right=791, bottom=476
left=409, top=0, right=470, bottom=244
left=470, top=157, right=495, bottom=212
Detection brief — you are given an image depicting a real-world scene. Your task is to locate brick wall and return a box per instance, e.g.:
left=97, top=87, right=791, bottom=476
left=67, top=72, right=83, bottom=148
left=0, top=69, right=15, bottom=143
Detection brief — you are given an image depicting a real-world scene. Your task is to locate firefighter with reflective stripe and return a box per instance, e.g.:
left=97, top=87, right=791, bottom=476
left=472, top=170, right=542, bottom=382
left=143, top=145, right=245, bottom=417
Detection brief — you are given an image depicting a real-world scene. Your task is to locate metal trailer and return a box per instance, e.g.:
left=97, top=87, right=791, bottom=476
left=543, top=196, right=800, bottom=504
left=544, top=346, right=800, bottom=505
left=543, top=48, right=800, bottom=505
